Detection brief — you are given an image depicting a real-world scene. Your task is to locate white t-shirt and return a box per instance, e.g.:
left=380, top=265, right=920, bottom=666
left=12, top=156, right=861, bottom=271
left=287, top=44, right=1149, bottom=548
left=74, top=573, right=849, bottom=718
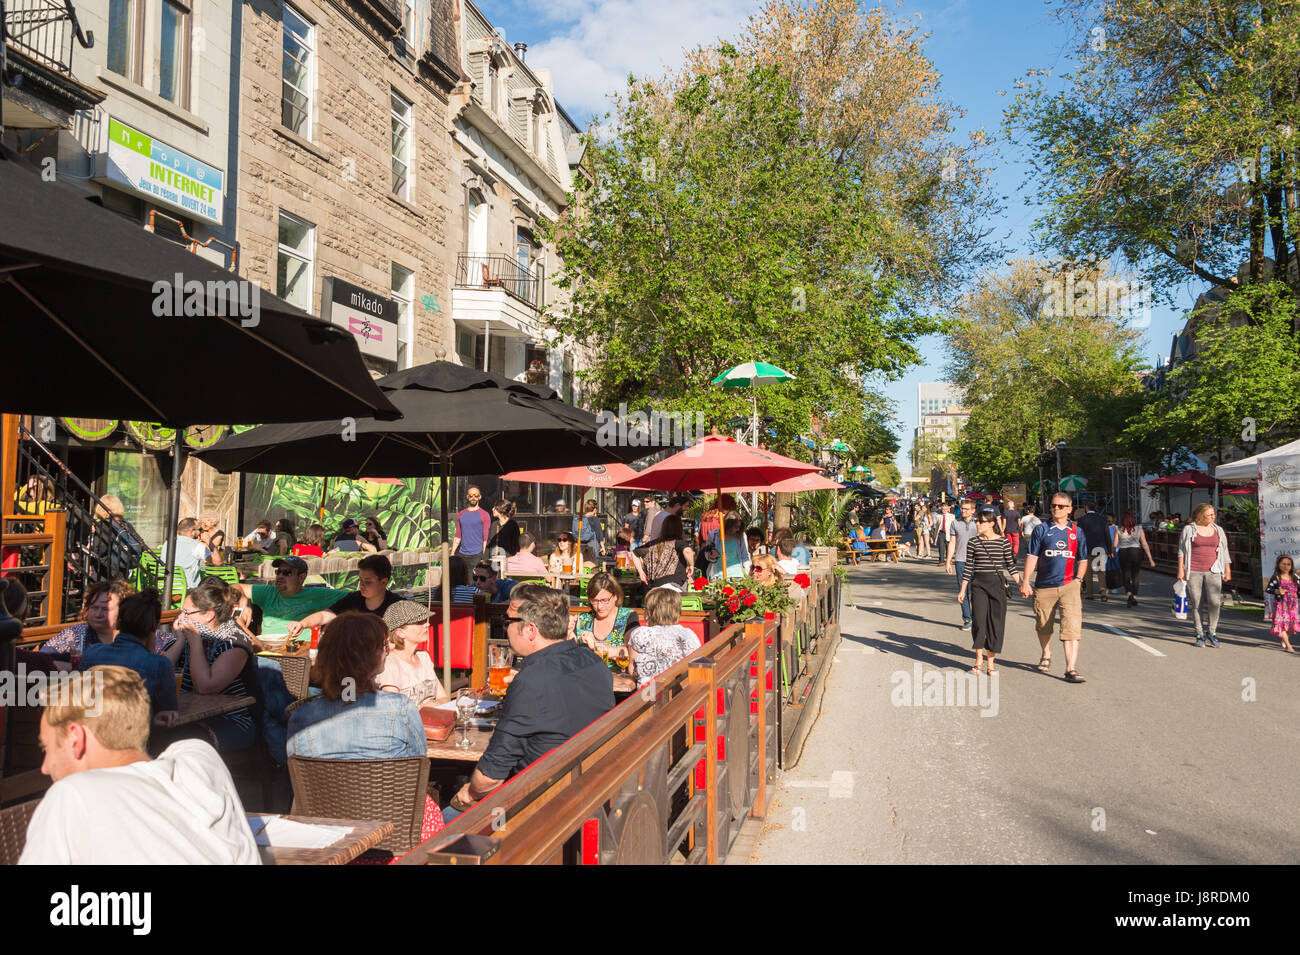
left=1020, top=514, right=1041, bottom=537
left=776, top=557, right=799, bottom=575
left=162, top=535, right=207, bottom=589
left=20, top=739, right=259, bottom=865
left=377, top=650, right=446, bottom=705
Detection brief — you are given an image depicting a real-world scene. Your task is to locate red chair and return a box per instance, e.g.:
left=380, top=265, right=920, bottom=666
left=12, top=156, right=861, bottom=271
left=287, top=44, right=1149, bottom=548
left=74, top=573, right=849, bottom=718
left=422, top=599, right=488, bottom=690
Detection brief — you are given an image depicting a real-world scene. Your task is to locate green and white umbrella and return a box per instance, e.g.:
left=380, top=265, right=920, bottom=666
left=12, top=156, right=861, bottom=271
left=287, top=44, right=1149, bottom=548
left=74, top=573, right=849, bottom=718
left=711, top=361, right=795, bottom=388
left=1032, top=479, right=1055, bottom=491
left=829, top=439, right=852, bottom=454
left=711, top=361, right=795, bottom=448
left=1059, top=474, right=1088, bottom=492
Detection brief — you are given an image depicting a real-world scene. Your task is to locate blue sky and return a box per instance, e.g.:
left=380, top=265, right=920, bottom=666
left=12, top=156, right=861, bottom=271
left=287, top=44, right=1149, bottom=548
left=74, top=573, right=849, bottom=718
left=479, top=0, right=1199, bottom=478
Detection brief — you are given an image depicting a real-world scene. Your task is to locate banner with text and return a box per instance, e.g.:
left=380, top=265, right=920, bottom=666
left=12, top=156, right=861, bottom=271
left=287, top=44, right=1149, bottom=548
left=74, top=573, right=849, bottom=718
left=1258, top=452, right=1300, bottom=589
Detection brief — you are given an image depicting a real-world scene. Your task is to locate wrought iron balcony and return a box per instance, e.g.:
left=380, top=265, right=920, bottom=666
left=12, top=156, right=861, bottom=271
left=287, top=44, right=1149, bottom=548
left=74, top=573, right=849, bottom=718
left=2, top=0, right=93, bottom=77
left=455, top=253, right=544, bottom=310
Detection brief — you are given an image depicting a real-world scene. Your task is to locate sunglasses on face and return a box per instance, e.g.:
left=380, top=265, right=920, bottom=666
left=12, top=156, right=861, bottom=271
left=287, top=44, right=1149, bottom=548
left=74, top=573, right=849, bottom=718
left=473, top=574, right=491, bottom=582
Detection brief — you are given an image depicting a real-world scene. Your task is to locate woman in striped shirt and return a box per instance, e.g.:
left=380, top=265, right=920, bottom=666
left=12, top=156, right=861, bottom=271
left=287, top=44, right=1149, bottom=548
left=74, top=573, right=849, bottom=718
left=956, top=508, right=1020, bottom=675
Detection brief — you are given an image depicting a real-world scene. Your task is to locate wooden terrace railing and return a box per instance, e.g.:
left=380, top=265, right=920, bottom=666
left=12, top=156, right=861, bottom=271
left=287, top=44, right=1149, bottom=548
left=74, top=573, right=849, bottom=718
left=398, top=616, right=779, bottom=865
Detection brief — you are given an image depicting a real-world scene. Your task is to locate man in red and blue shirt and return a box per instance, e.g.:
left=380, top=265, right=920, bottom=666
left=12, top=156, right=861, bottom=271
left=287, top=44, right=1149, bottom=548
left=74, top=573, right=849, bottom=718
left=1021, top=492, right=1089, bottom=684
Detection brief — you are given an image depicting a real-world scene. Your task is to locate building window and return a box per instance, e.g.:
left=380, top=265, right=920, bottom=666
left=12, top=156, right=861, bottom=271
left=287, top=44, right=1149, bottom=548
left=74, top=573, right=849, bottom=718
left=157, top=0, right=189, bottom=105
left=402, top=0, right=417, bottom=53
left=486, top=59, right=497, bottom=114
left=392, top=263, right=414, bottom=369
left=391, top=90, right=412, bottom=201
left=282, top=4, right=314, bottom=138
left=276, top=211, right=314, bottom=312
left=107, top=0, right=135, bottom=78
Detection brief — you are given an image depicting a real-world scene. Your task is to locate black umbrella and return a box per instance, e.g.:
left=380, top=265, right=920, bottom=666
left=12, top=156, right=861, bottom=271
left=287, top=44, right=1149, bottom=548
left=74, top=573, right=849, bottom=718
left=199, top=360, right=664, bottom=686
left=0, top=150, right=400, bottom=426
left=0, top=149, right=401, bottom=633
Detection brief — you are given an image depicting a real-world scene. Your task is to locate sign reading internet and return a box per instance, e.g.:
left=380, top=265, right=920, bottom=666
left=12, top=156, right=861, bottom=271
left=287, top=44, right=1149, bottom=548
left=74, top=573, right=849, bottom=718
left=321, top=277, right=399, bottom=361
left=105, top=118, right=224, bottom=225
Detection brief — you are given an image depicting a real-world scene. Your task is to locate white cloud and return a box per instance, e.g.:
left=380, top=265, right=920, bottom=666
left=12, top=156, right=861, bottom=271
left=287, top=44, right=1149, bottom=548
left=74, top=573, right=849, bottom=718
left=524, top=0, right=761, bottom=122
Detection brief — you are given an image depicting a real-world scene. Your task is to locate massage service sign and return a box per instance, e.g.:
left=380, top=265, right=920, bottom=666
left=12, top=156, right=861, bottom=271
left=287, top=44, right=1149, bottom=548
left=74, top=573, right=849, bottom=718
left=105, top=118, right=224, bottom=225
left=1259, top=451, right=1300, bottom=590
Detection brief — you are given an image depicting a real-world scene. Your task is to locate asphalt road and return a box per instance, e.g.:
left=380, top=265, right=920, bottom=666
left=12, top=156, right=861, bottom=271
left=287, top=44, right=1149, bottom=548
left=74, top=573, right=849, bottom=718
left=750, top=549, right=1300, bottom=864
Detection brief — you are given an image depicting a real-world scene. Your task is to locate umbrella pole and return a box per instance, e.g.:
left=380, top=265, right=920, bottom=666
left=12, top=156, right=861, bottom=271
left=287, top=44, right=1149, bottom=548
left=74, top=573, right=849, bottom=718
left=439, top=455, right=452, bottom=693
left=318, top=477, right=328, bottom=522
left=161, top=430, right=184, bottom=608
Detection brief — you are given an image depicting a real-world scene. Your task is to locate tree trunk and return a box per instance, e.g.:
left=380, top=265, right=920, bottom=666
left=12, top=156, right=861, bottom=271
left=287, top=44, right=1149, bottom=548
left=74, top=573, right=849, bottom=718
left=774, top=491, right=792, bottom=533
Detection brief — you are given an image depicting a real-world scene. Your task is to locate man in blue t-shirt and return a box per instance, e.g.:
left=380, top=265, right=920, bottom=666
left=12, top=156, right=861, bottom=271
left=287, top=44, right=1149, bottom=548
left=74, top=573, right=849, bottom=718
left=452, top=486, right=491, bottom=559
left=1020, top=493, right=1089, bottom=683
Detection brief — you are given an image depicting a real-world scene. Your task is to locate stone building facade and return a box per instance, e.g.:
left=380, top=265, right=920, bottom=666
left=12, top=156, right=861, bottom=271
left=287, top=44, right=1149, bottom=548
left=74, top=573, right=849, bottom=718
left=237, top=0, right=461, bottom=374
left=448, top=0, right=589, bottom=402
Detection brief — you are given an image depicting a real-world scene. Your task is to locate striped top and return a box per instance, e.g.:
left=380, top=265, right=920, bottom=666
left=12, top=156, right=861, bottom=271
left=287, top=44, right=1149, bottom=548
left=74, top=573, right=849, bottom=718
left=961, top=535, right=1015, bottom=582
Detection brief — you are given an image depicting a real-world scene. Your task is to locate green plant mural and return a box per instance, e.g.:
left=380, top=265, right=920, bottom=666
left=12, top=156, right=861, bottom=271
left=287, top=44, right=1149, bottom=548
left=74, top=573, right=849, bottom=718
left=244, top=474, right=444, bottom=550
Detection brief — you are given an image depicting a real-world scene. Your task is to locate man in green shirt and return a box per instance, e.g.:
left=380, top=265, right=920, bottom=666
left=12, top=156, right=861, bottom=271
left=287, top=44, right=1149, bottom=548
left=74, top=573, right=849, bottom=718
left=235, top=556, right=345, bottom=635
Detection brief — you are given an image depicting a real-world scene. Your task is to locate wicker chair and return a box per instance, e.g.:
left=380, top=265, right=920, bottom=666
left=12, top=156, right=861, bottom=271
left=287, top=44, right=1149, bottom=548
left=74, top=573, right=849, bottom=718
left=272, top=654, right=311, bottom=701
left=287, top=755, right=430, bottom=854
left=0, top=799, right=39, bottom=865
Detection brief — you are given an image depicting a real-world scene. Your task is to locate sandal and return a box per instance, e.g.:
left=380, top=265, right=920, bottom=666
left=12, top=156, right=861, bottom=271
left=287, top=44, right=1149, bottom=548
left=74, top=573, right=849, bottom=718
left=1065, top=670, right=1086, bottom=683
left=1036, top=655, right=1051, bottom=672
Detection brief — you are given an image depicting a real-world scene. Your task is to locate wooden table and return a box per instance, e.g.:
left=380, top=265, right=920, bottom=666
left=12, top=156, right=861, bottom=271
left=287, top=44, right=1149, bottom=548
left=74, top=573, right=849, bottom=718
left=427, top=725, right=494, bottom=762
left=175, top=692, right=256, bottom=726
left=249, top=814, right=394, bottom=865
left=257, top=550, right=444, bottom=580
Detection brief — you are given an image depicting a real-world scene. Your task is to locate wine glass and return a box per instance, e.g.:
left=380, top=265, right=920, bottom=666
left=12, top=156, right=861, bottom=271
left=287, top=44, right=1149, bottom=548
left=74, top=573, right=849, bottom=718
left=455, top=688, right=479, bottom=749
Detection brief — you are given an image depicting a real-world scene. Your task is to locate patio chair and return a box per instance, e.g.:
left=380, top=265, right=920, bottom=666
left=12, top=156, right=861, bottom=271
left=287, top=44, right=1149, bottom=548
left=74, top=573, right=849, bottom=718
left=137, top=552, right=186, bottom=608
left=266, top=653, right=311, bottom=701
left=204, top=565, right=241, bottom=586
left=287, top=755, right=430, bottom=854
left=0, top=798, right=39, bottom=865
left=679, top=593, right=704, bottom=613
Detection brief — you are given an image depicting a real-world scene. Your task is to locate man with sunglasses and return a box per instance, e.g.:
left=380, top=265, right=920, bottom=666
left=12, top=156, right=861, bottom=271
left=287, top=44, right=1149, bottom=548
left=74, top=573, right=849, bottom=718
left=447, top=584, right=613, bottom=817
left=473, top=561, right=518, bottom=604
left=235, top=556, right=345, bottom=636
left=1020, top=492, right=1089, bottom=683
left=452, top=486, right=491, bottom=561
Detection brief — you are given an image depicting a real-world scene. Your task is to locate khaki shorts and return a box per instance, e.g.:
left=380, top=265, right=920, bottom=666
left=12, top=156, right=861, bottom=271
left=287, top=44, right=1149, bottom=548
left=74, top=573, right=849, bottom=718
left=1034, top=582, right=1083, bottom=642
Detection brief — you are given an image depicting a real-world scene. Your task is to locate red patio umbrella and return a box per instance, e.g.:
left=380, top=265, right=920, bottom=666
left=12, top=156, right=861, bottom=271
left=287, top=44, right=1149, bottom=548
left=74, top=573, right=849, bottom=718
left=724, top=472, right=844, bottom=494
left=614, top=434, right=819, bottom=576
left=965, top=491, right=986, bottom=500
left=1145, top=470, right=1215, bottom=488
left=500, top=463, right=649, bottom=489
left=1223, top=482, right=1257, bottom=495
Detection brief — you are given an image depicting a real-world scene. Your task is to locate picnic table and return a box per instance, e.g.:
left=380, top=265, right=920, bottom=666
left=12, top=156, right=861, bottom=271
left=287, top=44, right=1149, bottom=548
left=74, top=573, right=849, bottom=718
left=175, top=692, right=256, bottom=726
left=248, top=813, right=394, bottom=865
left=427, top=726, right=493, bottom=762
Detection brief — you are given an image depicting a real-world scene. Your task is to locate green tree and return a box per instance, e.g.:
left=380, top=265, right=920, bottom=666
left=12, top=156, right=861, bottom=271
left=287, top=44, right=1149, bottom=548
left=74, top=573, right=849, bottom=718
left=946, top=260, right=1145, bottom=487
left=1127, top=281, right=1300, bottom=459
left=1006, top=0, right=1300, bottom=296
left=547, top=5, right=986, bottom=457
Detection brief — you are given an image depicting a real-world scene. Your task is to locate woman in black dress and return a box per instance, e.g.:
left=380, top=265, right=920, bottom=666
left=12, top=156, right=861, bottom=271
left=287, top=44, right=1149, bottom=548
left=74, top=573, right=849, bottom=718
left=955, top=508, right=1019, bottom=674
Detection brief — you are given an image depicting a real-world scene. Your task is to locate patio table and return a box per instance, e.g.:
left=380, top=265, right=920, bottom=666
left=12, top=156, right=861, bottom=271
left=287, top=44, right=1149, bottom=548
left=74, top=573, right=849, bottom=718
left=248, top=814, right=394, bottom=865
left=256, top=550, right=443, bottom=580
left=427, top=726, right=494, bottom=762
left=175, top=692, right=256, bottom=726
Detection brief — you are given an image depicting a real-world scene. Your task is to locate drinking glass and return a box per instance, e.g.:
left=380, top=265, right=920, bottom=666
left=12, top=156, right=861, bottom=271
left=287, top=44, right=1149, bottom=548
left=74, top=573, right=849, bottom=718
left=455, top=688, right=479, bottom=749
left=487, top=645, right=514, bottom=694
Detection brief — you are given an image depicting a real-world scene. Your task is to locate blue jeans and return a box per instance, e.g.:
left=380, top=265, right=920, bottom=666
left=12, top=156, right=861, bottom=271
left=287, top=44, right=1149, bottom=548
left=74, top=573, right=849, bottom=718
left=256, top=656, right=294, bottom=764
left=954, top=561, right=972, bottom=622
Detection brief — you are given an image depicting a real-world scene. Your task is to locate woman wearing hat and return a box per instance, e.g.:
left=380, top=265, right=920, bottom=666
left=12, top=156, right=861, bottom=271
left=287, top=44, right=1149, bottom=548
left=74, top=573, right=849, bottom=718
left=377, top=601, right=448, bottom=705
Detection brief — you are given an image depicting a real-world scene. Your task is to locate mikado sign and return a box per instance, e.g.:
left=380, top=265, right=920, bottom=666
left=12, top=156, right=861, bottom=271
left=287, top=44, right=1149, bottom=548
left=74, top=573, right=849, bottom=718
left=1259, top=451, right=1300, bottom=589
left=105, top=118, right=224, bottom=225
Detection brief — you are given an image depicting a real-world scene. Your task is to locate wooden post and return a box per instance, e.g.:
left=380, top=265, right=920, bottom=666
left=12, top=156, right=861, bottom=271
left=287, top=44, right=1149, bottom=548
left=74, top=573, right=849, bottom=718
left=44, top=509, right=66, bottom=626
left=2, top=413, right=19, bottom=517
left=689, top=657, right=718, bottom=865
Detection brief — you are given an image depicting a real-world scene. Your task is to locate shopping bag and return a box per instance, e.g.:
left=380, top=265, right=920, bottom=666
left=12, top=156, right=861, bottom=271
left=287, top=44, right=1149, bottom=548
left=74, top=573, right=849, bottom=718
left=1264, top=593, right=1274, bottom=623
left=1172, top=579, right=1189, bottom=620
left=1106, top=564, right=1123, bottom=591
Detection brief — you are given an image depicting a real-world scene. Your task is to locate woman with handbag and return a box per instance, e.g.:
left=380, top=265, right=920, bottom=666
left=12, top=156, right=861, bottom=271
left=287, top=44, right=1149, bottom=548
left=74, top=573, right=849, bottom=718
left=956, top=508, right=1020, bottom=675
left=1176, top=503, right=1232, bottom=647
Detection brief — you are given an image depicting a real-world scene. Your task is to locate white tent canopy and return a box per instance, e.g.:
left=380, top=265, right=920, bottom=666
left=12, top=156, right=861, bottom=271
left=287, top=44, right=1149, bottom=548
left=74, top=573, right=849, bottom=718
left=1214, top=437, right=1300, bottom=482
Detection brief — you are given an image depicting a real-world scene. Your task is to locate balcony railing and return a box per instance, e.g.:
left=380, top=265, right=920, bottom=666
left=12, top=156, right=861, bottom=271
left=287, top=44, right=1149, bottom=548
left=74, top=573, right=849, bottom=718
left=2, top=0, right=93, bottom=76
left=456, top=253, right=544, bottom=310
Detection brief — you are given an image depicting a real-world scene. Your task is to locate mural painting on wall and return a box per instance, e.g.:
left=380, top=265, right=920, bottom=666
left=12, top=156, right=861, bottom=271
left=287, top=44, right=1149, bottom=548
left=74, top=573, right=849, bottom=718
left=243, top=473, right=444, bottom=552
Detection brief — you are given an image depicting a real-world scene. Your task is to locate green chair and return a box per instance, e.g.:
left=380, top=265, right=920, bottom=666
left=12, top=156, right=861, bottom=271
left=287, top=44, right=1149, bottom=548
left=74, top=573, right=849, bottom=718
left=204, top=565, right=241, bottom=586
left=137, top=552, right=186, bottom=607
left=679, top=593, right=704, bottom=612
left=512, top=575, right=549, bottom=586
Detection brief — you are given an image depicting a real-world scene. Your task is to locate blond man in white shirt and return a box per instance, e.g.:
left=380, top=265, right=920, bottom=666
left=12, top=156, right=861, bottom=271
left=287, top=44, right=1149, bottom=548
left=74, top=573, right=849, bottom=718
left=20, top=665, right=259, bottom=865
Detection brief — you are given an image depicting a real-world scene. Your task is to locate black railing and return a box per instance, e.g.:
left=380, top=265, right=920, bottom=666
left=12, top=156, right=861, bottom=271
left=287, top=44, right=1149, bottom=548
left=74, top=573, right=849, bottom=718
left=2, top=0, right=93, bottom=76
left=456, top=253, right=544, bottom=310
left=13, top=424, right=158, bottom=622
